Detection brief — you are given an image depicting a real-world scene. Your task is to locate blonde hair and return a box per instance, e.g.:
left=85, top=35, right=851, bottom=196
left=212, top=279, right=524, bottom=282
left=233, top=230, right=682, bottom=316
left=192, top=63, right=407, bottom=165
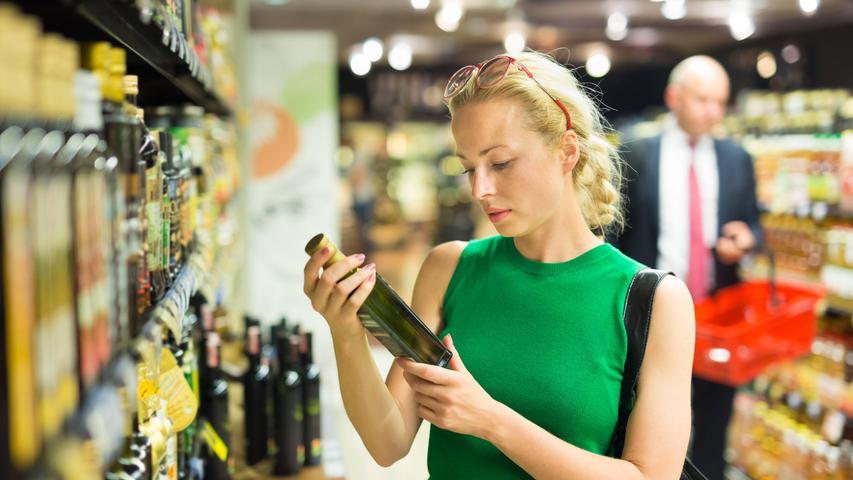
left=446, top=51, right=624, bottom=235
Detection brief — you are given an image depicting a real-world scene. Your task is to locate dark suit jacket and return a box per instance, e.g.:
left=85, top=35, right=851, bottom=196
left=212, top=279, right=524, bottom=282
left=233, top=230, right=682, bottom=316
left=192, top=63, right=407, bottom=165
left=608, top=135, right=763, bottom=292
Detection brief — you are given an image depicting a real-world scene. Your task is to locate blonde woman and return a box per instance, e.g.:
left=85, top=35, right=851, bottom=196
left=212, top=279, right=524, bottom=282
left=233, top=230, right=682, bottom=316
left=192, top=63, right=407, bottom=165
left=303, top=52, right=694, bottom=479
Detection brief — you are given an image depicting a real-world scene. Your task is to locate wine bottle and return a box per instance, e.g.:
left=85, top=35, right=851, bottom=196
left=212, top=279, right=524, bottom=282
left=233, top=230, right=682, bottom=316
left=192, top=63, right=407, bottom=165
left=273, top=333, right=303, bottom=475
left=300, top=331, right=321, bottom=466
left=244, top=325, right=270, bottom=466
left=201, top=331, right=230, bottom=480
left=304, top=234, right=451, bottom=367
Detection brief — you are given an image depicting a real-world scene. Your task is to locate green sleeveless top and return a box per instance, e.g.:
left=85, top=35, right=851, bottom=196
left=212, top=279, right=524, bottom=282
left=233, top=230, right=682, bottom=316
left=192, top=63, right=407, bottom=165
left=427, top=236, right=643, bottom=479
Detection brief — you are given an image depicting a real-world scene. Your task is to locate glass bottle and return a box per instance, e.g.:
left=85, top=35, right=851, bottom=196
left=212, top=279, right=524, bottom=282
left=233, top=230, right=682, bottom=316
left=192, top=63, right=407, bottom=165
left=244, top=325, right=270, bottom=466
left=304, top=234, right=452, bottom=366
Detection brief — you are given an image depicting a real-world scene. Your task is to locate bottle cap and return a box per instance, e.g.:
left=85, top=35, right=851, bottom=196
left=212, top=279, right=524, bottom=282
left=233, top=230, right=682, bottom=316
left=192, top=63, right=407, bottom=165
left=304, top=233, right=347, bottom=267
left=247, top=326, right=261, bottom=355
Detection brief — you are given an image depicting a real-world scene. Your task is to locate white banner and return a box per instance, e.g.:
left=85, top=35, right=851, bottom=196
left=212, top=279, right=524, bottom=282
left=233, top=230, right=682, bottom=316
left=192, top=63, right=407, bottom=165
left=247, top=31, right=339, bottom=330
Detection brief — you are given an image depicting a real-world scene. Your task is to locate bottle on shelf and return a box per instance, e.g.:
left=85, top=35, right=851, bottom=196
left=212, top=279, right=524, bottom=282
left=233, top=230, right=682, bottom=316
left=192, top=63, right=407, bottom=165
left=0, top=10, right=44, bottom=478
left=121, top=69, right=151, bottom=323
left=274, top=331, right=304, bottom=476
left=200, top=306, right=230, bottom=480
left=244, top=323, right=270, bottom=466
left=304, top=234, right=452, bottom=367
left=300, top=331, right=322, bottom=466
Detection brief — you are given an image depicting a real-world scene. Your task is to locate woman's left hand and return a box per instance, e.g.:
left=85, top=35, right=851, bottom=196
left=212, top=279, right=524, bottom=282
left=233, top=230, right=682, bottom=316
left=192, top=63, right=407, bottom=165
left=397, top=334, right=499, bottom=439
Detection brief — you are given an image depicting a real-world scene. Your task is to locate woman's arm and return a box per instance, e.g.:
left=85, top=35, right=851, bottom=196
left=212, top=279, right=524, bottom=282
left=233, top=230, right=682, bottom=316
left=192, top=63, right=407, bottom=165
left=400, top=274, right=695, bottom=479
left=303, top=241, right=464, bottom=466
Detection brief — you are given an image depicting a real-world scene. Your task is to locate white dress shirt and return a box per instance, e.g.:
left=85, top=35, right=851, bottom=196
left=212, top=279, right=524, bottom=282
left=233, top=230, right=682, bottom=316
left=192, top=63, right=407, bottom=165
left=657, top=116, right=719, bottom=283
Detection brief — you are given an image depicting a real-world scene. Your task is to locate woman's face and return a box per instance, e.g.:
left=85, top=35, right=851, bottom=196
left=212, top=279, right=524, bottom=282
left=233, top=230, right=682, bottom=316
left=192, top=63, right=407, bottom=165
left=451, top=97, right=570, bottom=238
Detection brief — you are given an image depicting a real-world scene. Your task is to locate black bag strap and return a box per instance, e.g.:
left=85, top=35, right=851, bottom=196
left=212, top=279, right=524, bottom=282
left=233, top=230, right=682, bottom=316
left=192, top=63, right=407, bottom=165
left=613, top=267, right=708, bottom=480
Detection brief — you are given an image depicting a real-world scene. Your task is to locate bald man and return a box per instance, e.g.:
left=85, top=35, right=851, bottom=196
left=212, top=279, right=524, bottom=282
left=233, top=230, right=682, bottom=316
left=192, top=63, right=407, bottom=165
left=610, top=56, right=762, bottom=480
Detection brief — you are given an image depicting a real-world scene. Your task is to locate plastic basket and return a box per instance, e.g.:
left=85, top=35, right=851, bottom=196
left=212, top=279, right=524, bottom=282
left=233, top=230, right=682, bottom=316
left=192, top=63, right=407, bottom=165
left=692, top=280, right=823, bottom=386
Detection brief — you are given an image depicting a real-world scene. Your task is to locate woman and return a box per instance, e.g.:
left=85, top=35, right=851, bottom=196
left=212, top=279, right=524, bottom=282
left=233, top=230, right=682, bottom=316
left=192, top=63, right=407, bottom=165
left=303, top=51, right=694, bottom=479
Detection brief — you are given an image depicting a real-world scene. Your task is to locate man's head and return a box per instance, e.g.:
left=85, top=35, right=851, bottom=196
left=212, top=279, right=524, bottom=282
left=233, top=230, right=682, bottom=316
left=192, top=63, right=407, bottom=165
left=664, top=55, right=730, bottom=142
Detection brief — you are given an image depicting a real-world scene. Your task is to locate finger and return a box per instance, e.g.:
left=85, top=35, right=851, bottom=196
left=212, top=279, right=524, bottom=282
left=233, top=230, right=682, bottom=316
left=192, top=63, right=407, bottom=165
left=404, top=372, right=445, bottom=397
left=397, top=358, right=454, bottom=385
left=414, top=392, right=443, bottom=412
left=340, top=269, right=377, bottom=318
left=443, top=334, right=466, bottom=373
left=303, top=246, right=333, bottom=295
left=723, top=221, right=747, bottom=237
left=328, top=263, right=376, bottom=313
left=314, top=253, right=366, bottom=308
left=418, top=404, right=438, bottom=424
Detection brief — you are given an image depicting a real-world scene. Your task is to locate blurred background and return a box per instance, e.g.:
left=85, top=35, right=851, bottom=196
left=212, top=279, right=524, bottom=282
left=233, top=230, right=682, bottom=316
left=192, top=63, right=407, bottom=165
left=1, top=0, right=853, bottom=479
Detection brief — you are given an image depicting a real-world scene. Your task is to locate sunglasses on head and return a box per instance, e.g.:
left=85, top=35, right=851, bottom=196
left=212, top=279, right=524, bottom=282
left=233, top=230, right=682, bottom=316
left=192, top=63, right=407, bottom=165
left=443, top=55, right=572, bottom=131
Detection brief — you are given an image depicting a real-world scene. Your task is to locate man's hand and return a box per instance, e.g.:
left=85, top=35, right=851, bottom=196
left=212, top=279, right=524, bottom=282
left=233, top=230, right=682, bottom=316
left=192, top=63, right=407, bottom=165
left=715, top=221, right=755, bottom=265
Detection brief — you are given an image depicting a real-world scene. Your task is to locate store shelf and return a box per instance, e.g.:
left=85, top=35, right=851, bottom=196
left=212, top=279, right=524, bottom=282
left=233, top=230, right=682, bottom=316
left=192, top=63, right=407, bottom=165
left=143, top=241, right=210, bottom=342
left=15, top=0, right=232, bottom=116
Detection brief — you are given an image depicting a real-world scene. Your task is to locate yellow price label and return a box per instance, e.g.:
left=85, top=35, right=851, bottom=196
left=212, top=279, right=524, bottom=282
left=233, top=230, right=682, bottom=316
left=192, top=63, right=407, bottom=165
left=201, top=420, right=228, bottom=462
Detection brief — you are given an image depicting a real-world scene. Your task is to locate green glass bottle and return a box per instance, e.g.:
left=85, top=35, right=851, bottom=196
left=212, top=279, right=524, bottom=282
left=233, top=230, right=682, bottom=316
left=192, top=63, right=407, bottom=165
left=304, top=234, right=451, bottom=367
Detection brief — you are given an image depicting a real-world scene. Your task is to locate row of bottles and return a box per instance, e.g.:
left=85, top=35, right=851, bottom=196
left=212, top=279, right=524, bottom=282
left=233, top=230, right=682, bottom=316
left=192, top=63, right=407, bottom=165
left=105, top=295, right=233, bottom=480
left=754, top=213, right=853, bottom=301
left=0, top=4, right=240, bottom=478
left=243, top=317, right=322, bottom=475
left=729, top=89, right=851, bottom=136
left=728, top=305, right=853, bottom=479
left=747, top=133, right=849, bottom=219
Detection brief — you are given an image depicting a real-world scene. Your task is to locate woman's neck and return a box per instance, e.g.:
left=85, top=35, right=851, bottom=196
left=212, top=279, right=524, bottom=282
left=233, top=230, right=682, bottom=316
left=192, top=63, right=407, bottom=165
left=512, top=198, right=602, bottom=263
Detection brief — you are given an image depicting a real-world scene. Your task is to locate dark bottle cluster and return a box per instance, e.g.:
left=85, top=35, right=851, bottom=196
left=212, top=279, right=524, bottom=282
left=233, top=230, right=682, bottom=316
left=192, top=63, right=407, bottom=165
left=242, top=316, right=322, bottom=474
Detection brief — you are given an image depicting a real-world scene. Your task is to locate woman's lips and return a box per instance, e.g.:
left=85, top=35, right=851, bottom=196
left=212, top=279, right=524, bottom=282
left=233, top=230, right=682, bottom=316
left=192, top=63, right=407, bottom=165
left=487, top=209, right=511, bottom=223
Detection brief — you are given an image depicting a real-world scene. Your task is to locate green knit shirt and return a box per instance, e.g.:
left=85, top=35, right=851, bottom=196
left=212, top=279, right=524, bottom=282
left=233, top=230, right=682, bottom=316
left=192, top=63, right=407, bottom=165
left=427, top=235, right=643, bottom=479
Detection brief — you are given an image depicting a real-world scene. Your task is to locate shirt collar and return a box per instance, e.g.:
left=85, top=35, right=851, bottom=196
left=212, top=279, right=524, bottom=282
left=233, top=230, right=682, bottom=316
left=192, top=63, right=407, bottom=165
left=662, top=114, right=713, bottom=152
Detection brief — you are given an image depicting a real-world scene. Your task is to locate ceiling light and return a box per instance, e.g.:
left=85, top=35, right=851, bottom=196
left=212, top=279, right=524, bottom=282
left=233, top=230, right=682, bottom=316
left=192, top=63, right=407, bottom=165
left=436, top=0, right=464, bottom=32
left=781, top=44, right=801, bottom=64
left=388, top=43, right=413, bottom=71
left=411, top=0, right=430, bottom=9
left=661, top=0, right=686, bottom=20
left=756, top=51, right=777, bottom=79
left=349, top=52, right=371, bottom=76
left=586, top=53, right=611, bottom=78
left=728, top=11, right=755, bottom=40
left=799, top=0, right=819, bottom=15
left=265, top=0, right=289, bottom=5
left=363, top=37, right=384, bottom=62
left=606, top=12, right=628, bottom=41
left=504, top=31, right=525, bottom=53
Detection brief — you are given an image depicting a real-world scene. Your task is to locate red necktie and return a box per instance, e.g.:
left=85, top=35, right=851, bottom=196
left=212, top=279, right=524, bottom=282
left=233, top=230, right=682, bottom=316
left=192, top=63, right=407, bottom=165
left=686, top=150, right=707, bottom=301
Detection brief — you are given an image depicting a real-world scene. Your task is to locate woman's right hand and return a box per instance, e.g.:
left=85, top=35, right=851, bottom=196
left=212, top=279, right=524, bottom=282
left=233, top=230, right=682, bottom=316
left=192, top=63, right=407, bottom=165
left=303, top=247, right=377, bottom=342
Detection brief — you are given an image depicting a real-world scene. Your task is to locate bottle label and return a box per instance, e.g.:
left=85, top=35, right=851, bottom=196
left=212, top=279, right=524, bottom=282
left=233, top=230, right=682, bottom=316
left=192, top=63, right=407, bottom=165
left=2, top=170, right=39, bottom=469
left=311, top=438, right=322, bottom=458
left=201, top=419, right=229, bottom=461
left=307, top=398, right=321, bottom=417
left=146, top=168, right=162, bottom=269
left=159, top=349, right=198, bottom=431
left=161, top=193, right=170, bottom=271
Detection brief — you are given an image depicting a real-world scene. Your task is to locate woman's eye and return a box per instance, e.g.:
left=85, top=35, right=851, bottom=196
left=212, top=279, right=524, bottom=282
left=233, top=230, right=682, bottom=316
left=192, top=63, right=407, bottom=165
left=493, top=160, right=513, bottom=170
left=459, top=167, right=474, bottom=176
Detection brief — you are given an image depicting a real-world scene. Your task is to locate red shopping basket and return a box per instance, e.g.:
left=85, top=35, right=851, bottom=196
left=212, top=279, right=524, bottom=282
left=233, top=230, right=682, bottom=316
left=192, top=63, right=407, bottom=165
left=693, top=280, right=823, bottom=386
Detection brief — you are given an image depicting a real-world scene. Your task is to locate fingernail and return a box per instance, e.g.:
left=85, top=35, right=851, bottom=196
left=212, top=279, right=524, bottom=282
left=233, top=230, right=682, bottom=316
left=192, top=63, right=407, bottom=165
left=321, top=246, right=330, bottom=255
left=354, top=253, right=366, bottom=262
left=363, top=263, right=376, bottom=272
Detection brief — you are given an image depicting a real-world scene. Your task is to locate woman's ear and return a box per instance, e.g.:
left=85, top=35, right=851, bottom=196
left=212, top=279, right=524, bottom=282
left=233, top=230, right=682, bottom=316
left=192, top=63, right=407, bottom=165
left=559, top=129, right=580, bottom=174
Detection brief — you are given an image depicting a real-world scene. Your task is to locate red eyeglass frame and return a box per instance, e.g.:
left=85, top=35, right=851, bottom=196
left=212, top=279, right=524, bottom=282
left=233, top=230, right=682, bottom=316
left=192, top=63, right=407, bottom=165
left=443, top=55, right=572, bottom=131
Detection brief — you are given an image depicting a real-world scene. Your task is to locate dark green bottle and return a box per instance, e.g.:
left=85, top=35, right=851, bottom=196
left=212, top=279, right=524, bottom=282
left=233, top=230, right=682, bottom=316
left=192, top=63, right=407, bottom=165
left=304, top=234, right=451, bottom=367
